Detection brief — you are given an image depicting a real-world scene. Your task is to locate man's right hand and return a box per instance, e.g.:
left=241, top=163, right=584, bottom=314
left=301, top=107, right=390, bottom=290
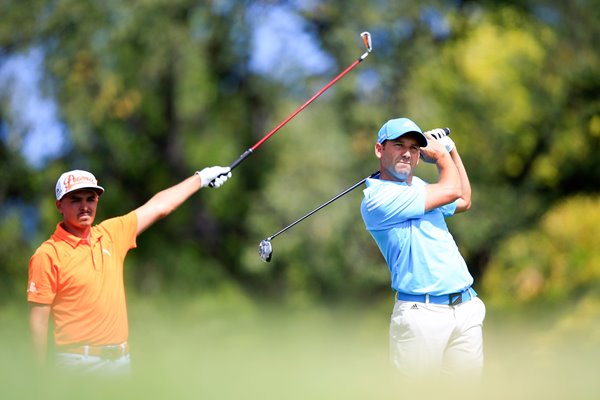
left=420, top=131, right=450, bottom=164
left=438, top=136, right=455, bottom=152
left=425, top=128, right=455, bottom=152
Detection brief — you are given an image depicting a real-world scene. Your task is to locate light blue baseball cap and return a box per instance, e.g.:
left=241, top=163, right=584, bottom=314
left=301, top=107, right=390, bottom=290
left=377, top=117, right=428, bottom=147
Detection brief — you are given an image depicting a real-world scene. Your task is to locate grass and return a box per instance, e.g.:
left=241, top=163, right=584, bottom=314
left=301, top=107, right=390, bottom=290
left=2, top=293, right=599, bottom=399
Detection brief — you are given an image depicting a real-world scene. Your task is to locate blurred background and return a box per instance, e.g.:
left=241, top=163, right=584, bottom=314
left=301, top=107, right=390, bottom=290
left=1, top=0, right=599, bottom=398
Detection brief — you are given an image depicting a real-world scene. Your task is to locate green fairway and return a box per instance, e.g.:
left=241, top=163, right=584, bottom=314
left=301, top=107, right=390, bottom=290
left=2, top=295, right=599, bottom=399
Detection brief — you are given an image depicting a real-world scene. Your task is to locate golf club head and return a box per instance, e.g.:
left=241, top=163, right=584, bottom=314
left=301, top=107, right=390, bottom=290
left=361, top=32, right=372, bottom=53
left=258, top=239, right=273, bottom=263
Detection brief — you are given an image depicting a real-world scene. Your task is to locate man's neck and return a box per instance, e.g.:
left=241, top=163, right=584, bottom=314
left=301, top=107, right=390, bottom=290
left=379, top=171, right=413, bottom=185
left=61, top=222, right=91, bottom=240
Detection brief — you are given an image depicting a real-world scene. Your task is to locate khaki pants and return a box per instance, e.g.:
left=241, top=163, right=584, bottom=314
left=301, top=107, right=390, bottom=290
left=55, top=352, right=131, bottom=375
left=389, top=296, right=486, bottom=377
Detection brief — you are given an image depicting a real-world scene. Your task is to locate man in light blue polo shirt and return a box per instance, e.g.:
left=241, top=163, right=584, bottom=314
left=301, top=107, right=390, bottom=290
left=361, top=117, right=485, bottom=377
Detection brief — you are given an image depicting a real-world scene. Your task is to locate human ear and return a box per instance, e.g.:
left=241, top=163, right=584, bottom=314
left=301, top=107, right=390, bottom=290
left=375, top=142, right=383, bottom=159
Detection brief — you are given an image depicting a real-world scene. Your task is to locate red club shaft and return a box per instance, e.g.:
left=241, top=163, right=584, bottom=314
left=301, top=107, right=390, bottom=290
left=227, top=33, right=372, bottom=171
left=250, top=58, right=361, bottom=153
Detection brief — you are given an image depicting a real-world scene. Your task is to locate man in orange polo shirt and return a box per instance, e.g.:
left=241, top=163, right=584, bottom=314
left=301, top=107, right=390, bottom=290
left=27, top=166, right=231, bottom=373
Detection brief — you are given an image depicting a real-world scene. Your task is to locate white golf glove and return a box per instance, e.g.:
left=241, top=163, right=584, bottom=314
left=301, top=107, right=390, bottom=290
left=438, top=135, right=455, bottom=153
left=196, top=166, right=232, bottom=188
left=427, top=128, right=455, bottom=152
left=428, top=128, right=448, bottom=140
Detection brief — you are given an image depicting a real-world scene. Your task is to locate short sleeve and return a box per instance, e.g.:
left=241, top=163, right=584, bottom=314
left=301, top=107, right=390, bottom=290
left=27, top=250, right=58, bottom=304
left=96, top=211, right=138, bottom=259
left=361, top=180, right=426, bottom=231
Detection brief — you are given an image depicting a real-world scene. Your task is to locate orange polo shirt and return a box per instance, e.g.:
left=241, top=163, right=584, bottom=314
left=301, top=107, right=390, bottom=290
left=27, top=211, right=138, bottom=346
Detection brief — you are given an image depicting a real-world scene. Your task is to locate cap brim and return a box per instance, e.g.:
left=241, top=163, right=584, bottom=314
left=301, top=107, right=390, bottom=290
left=59, top=186, right=104, bottom=200
left=385, top=131, right=428, bottom=147
left=415, top=133, right=428, bottom=147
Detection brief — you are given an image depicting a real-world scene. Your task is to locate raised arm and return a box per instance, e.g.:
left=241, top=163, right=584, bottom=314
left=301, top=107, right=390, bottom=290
left=134, top=167, right=230, bottom=235
left=449, top=146, right=471, bottom=213
left=430, top=131, right=471, bottom=213
left=420, top=132, right=462, bottom=211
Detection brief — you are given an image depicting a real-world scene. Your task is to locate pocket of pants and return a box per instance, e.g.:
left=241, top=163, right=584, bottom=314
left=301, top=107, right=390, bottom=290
left=390, top=302, right=418, bottom=341
left=473, top=297, right=486, bottom=322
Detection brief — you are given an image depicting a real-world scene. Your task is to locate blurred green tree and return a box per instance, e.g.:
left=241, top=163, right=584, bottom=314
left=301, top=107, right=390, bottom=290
left=482, top=195, right=600, bottom=306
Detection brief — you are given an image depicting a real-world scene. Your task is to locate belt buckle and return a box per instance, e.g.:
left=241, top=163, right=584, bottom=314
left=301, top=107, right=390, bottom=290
left=449, top=292, right=462, bottom=305
left=100, top=345, right=123, bottom=360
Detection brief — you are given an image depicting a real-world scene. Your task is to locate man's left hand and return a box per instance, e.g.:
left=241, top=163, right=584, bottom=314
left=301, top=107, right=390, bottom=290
left=196, top=166, right=232, bottom=188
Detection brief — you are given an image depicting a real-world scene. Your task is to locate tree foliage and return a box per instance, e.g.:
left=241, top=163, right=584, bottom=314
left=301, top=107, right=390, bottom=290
left=482, top=195, right=600, bottom=306
left=1, top=0, right=599, bottom=304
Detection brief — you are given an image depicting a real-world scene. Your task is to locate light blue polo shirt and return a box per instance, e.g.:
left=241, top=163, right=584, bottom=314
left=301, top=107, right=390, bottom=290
left=360, top=177, right=473, bottom=296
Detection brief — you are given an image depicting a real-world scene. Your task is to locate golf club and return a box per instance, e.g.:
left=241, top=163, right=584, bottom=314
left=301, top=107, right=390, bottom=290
left=257, top=127, right=451, bottom=262
left=210, top=31, right=373, bottom=187
left=258, top=171, right=380, bottom=262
